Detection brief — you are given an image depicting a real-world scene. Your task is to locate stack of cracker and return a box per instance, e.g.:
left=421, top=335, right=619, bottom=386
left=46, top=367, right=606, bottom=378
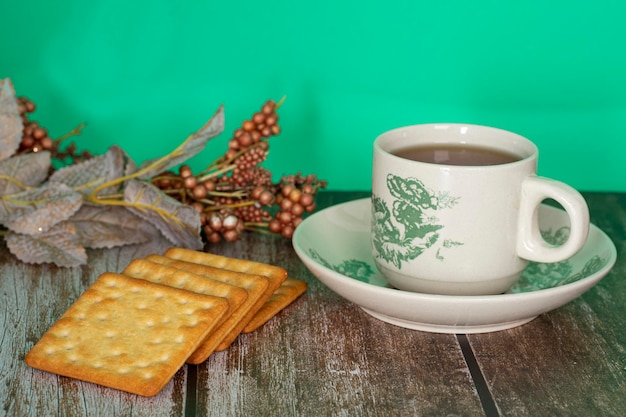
left=25, top=248, right=307, bottom=397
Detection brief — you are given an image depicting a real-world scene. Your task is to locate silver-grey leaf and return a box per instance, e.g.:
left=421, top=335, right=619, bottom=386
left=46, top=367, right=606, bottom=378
left=136, top=105, right=224, bottom=180
left=1, top=182, right=83, bottom=233
left=5, top=221, right=87, bottom=267
left=0, top=151, right=51, bottom=195
left=0, top=79, right=23, bottom=161
left=71, top=203, right=154, bottom=249
left=124, top=148, right=138, bottom=176
left=123, top=179, right=203, bottom=249
left=49, top=145, right=125, bottom=196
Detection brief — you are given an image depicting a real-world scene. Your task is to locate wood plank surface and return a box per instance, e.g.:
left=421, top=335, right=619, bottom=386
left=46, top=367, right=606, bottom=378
left=468, top=192, right=626, bottom=416
left=193, top=192, right=484, bottom=417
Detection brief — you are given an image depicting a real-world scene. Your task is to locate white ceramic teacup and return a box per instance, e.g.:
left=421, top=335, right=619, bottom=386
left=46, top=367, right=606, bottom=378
left=371, top=123, right=589, bottom=295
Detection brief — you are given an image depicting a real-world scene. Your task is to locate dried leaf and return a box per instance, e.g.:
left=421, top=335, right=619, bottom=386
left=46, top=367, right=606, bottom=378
left=0, top=79, right=23, bottom=161
left=124, top=151, right=138, bottom=176
left=0, top=151, right=51, bottom=195
left=5, top=221, right=87, bottom=267
left=0, top=182, right=83, bottom=234
left=49, top=145, right=126, bottom=196
left=123, top=179, right=203, bottom=249
left=136, top=105, right=224, bottom=179
left=71, top=203, right=155, bottom=248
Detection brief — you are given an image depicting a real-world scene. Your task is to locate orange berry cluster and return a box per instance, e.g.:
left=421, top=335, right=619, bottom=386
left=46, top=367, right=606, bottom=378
left=266, top=178, right=320, bottom=239
left=16, top=97, right=56, bottom=154
left=16, top=96, right=92, bottom=164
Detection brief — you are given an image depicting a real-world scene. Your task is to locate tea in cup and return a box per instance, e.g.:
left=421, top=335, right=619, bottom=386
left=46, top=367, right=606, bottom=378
left=371, top=123, right=589, bottom=295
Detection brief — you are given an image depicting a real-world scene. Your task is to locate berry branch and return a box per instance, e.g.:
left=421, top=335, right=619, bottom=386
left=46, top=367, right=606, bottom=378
left=5, top=85, right=326, bottom=251
left=17, top=97, right=92, bottom=164
left=150, top=98, right=327, bottom=243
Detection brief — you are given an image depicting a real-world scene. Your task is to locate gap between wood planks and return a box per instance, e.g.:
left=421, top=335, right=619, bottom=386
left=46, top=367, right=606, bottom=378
left=185, top=365, right=198, bottom=417
left=457, top=334, right=500, bottom=417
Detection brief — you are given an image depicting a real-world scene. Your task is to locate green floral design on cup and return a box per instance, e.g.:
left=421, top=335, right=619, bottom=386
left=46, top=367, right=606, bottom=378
left=372, top=173, right=461, bottom=268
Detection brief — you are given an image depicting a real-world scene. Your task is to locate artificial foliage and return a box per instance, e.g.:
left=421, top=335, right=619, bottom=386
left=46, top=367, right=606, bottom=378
left=0, top=78, right=326, bottom=267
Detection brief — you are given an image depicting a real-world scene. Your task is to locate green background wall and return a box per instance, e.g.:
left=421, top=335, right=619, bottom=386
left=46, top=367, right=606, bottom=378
left=1, top=1, right=625, bottom=191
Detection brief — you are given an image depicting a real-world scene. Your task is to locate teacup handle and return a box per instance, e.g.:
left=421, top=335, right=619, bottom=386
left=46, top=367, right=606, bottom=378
left=517, top=176, right=590, bottom=263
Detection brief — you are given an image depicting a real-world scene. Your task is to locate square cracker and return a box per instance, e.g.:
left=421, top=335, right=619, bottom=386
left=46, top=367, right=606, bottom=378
left=24, top=273, right=228, bottom=397
left=243, top=278, right=307, bottom=333
left=164, top=248, right=288, bottom=351
left=122, top=258, right=248, bottom=324
left=144, top=254, right=270, bottom=364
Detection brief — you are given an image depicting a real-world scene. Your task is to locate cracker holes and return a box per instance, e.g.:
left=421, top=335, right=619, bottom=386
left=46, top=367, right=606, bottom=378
left=57, top=330, right=70, bottom=338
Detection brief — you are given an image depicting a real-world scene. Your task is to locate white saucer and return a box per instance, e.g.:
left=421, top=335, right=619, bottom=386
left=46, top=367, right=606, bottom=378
left=292, top=198, right=617, bottom=334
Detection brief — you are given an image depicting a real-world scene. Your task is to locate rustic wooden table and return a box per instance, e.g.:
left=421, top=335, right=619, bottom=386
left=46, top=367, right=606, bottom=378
left=1, top=191, right=625, bottom=417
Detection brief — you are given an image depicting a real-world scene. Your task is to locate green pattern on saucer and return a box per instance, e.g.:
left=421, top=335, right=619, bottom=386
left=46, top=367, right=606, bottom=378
left=308, top=249, right=375, bottom=283
left=309, top=223, right=609, bottom=294
left=511, top=225, right=608, bottom=292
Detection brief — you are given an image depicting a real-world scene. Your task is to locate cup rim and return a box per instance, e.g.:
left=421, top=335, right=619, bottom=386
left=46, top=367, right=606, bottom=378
left=374, top=123, right=538, bottom=169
